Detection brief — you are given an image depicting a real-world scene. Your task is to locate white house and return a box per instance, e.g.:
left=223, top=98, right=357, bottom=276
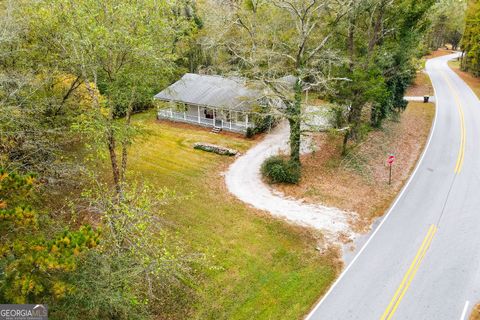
left=154, top=73, right=269, bottom=133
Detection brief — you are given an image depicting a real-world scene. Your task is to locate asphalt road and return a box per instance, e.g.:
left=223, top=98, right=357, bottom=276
left=306, top=53, right=480, bottom=320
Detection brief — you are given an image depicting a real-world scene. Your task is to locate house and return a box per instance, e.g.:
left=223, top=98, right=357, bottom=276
left=154, top=73, right=273, bottom=133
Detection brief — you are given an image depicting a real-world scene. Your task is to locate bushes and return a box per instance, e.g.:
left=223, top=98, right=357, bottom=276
left=261, top=155, right=300, bottom=184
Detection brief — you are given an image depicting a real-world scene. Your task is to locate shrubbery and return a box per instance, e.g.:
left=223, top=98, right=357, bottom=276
left=261, top=155, right=301, bottom=184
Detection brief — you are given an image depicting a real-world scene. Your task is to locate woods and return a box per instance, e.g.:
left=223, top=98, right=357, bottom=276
left=1, top=1, right=202, bottom=319
left=0, top=0, right=473, bottom=319
left=462, top=0, right=480, bottom=75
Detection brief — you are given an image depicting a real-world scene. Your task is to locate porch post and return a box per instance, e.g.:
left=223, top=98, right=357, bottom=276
left=197, top=106, right=201, bottom=123
left=245, top=113, right=249, bottom=128
left=229, top=111, right=232, bottom=130
left=213, top=108, right=216, bottom=126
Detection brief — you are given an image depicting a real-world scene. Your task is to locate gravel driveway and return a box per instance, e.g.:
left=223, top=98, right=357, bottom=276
left=225, top=121, right=352, bottom=239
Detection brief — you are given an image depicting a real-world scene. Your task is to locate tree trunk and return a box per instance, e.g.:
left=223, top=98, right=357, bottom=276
left=342, top=99, right=363, bottom=155
left=107, top=128, right=121, bottom=196
left=367, top=1, right=386, bottom=59
left=120, top=106, right=133, bottom=185
left=289, top=80, right=302, bottom=165
left=347, top=13, right=355, bottom=71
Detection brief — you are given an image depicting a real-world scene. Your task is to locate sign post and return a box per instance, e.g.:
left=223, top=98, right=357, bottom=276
left=387, top=154, right=395, bottom=185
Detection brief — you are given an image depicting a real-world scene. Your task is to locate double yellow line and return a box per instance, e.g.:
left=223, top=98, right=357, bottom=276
left=441, top=71, right=466, bottom=173
left=380, top=225, right=437, bottom=320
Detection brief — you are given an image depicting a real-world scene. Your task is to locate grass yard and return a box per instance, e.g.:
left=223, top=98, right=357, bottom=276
left=449, top=59, right=480, bottom=99
left=120, top=111, right=340, bottom=319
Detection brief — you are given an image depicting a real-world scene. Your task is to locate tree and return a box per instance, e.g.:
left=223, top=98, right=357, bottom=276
left=51, top=179, right=202, bottom=320
left=329, top=0, right=435, bottom=153
left=0, top=168, right=99, bottom=304
left=202, top=0, right=350, bottom=165
left=0, top=1, right=92, bottom=182
left=22, top=0, right=194, bottom=197
left=426, top=0, right=467, bottom=50
left=461, top=0, right=480, bottom=75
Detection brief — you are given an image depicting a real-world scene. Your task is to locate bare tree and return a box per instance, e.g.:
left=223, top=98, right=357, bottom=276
left=205, top=0, right=351, bottom=165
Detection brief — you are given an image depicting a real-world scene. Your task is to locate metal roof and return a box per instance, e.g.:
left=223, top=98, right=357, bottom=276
left=154, top=73, right=264, bottom=112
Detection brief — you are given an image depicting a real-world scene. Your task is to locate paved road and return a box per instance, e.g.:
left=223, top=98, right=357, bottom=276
left=306, top=53, right=480, bottom=320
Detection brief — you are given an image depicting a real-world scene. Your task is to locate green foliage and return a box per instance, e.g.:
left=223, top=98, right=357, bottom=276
left=326, top=0, right=434, bottom=153
left=245, top=127, right=255, bottom=138
left=425, top=0, right=467, bottom=50
left=328, top=105, right=348, bottom=129
left=0, top=168, right=99, bottom=304
left=53, top=251, right=152, bottom=320
left=461, top=0, right=480, bottom=76
left=261, top=156, right=301, bottom=184
left=72, top=180, right=202, bottom=320
left=249, top=105, right=279, bottom=136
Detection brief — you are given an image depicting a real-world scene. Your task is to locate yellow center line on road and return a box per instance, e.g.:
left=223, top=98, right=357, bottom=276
left=441, top=71, right=466, bottom=174
left=380, top=224, right=437, bottom=320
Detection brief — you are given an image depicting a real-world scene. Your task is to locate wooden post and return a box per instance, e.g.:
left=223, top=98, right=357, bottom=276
left=197, top=106, right=201, bottom=123
left=213, top=108, right=216, bottom=127
left=389, top=164, right=392, bottom=185
left=245, top=113, right=249, bottom=128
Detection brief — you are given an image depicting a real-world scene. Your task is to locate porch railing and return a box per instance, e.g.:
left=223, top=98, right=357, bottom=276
left=157, top=109, right=253, bottom=132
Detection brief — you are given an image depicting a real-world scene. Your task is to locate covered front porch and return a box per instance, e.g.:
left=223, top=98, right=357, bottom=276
left=157, top=104, right=254, bottom=133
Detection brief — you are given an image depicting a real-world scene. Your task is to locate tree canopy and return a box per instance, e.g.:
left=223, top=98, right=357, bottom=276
left=462, top=0, right=480, bottom=75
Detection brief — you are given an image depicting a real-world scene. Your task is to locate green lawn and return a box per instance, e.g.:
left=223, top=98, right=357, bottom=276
left=123, top=111, right=339, bottom=319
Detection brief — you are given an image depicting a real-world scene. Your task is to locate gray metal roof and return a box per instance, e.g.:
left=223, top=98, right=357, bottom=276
left=154, top=73, right=263, bottom=112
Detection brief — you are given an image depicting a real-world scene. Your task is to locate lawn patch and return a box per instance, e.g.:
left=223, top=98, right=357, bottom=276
left=118, top=110, right=341, bottom=319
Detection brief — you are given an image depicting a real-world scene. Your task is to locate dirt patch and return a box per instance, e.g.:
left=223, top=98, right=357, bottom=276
left=405, top=71, right=433, bottom=96
left=471, top=304, right=480, bottom=320
left=273, top=102, right=435, bottom=232
left=449, top=60, right=480, bottom=99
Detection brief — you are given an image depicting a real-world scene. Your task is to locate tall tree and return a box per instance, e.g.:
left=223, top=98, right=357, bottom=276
left=205, top=0, right=350, bottom=165
left=23, top=0, right=194, bottom=196
left=331, top=0, right=435, bottom=153
left=461, top=0, right=480, bottom=75
left=0, top=168, right=99, bottom=304
left=426, top=0, right=466, bottom=50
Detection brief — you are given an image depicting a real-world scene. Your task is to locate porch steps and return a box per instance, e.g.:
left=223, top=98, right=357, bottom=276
left=211, top=127, right=222, bottom=134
